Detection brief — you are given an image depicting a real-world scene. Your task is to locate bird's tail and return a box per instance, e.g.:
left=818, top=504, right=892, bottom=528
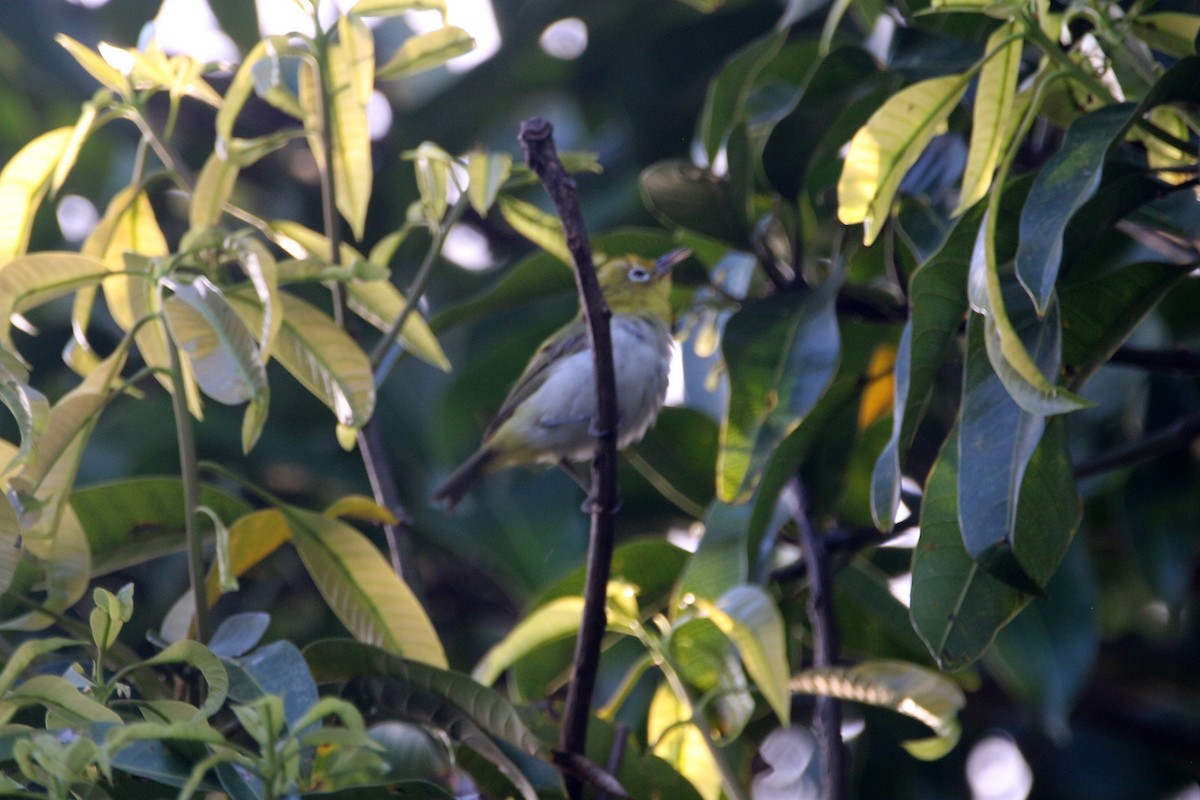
left=433, top=448, right=496, bottom=511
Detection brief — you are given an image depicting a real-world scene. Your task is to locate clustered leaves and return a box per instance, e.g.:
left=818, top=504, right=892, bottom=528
left=0, top=0, right=1197, bottom=797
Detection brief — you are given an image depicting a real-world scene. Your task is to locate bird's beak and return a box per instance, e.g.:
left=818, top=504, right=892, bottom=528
left=654, top=248, right=691, bottom=278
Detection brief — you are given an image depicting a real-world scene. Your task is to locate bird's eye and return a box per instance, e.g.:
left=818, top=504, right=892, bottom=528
left=628, top=266, right=650, bottom=283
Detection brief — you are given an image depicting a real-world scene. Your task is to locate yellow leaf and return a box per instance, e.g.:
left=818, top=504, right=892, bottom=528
left=0, top=127, right=74, bottom=265
left=497, top=195, right=572, bottom=266
left=647, top=682, right=721, bottom=800
left=838, top=74, right=969, bottom=245
left=324, top=494, right=398, bottom=525
left=56, top=34, right=129, bottom=95
left=954, top=23, right=1022, bottom=216
left=858, top=343, right=896, bottom=430
left=204, top=509, right=292, bottom=606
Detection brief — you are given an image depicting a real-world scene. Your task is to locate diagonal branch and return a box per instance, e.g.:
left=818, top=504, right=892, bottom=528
left=519, top=116, right=619, bottom=800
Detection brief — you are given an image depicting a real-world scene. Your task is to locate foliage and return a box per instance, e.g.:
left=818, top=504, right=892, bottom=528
left=0, top=0, right=1198, bottom=798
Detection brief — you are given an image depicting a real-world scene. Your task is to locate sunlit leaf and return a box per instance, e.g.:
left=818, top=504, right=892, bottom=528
left=53, top=96, right=104, bottom=194
left=466, top=150, right=512, bottom=216
left=286, top=507, right=446, bottom=667
left=497, top=195, right=572, bottom=266
left=0, top=253, right=110, bottom=352
left=324, top=14, right=375, bottom=239
left=472, top=596, right=584, bottom=686
left=227, top=290, right=375, bottom=430
left=857, top=342, right=895, bottom=431
left=693, top=585, right=790, bottom=725
left=190, top=152, right=239, bottom=231
left=1133, top=105, right=1195, bottom=185
left=351, top=0, right=447, bottom=16
left=0, top=484, right=20, bottom=595
left=376, top=27, right=475, bottom=80
left=0, top=127, right=74, bottom=265
left=164, top=277, right=267, bottom=407
left=347, top=278, right=451, bottom=373
left=55, top=34, right=129, bottom=95
left=324, top=494, right=398, bottom=525
left=204, top=509, right=290, bottom=607
left=0, top=348, right=49, bottom=478
left=305, top=640, right=542, bottom=800
left=407, top=141, right=452, bottom=226
left=1130, top=12, right=1200, bottom=57
left=216, top=36, right=303, bottom=148
left=954, top=23, right=1021, bottom=215
left=647, top=682, right=720, bottom=800
left=838, top=74, right=969, bottom=245
left=791, top=660, right=964, bottom=759
left=719, top=275, right=841, bottom=502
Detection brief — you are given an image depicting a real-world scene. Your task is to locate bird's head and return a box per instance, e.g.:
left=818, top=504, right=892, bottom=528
left=597, top=248, right=690, bottom=320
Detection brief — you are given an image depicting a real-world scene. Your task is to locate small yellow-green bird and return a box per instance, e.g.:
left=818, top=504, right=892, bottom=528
left=434, top=249, right=689, bottom=509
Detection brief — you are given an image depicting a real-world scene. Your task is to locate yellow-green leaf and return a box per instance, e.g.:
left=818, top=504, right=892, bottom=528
left=954, top=24, right=1022, bottom=216
left=216, top=36, right=302, bottom=148
left=472, top=596, right=586, bottom=686
left=1131, top=12, right=1200, bottom=58
left=190, top=152, right=239, bottom=230
left=325, top=14, right=375, bottom=239
left=497, top=195, right=572, bottom=266
left=286, top=506, right=446, bottom=667
left=346, top=280, right=450, bottom=372
left=376, top=26, right=475, bottom=80
left=466, top=150, right=512, bottom=215
left=267, top=219, right=363, bottom=265
left=407, top=141, right=452, bottom=226
left=227, top=290, right=375, bottom=430
left=204, top=509, right=292, bottom=607
left=56, top=34, right=129, bottom=95
left=0, top=253, right=110, bottom=350
left=0, top=127, right=75, bottom=265
left=0, top=675, right=121, bottom=726
left=838, top=74, right=969, bottom=245
left=647, top=682, right=720, bottom=800
left=792, top=660, right=965, bottom=760
left=53, top=96, right=103, bottom=194
left=324, top=494, right=399, bottom=525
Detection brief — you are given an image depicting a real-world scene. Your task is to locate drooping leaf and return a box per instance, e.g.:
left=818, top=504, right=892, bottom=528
left=954, top=23, right=1022, bottom=215
left=838, top=74, right=969, bottom=245
left=698, top=29, right=787, bottom=163
left=376, top=27, right=475, bottom=80
left=910, top=433, right=1029, bottom=669
left=0, top=675, right=121, bottom=726
left=472, top=596, right=585, bottom=686
left=305, top=640, right=542, bottom=800
left=1015, top=103, right=1133, bottom=314
left=227, top=290, right=375, bottom=431
left=190, top=152, right=239, bottom=231
left=216, top=36, right=304, bottom=148
left=55, top=35, right=129, bottom=95
left=791, top=660, right=964, bottom=760
left=204, top=509, right=292, bottom=608
left=326, top=14, right=375, bottom=239
left=496, top=195, right=571, bottom=266
left=140, top=640, right=230, bottom=719
left=0, top=348, right=49, bottom=478
left=0, top=253, right=110, bottom=351
left=692, top=585, right=790, bottom=725
left=0, top=637, right=81, bottom=697
left=324, top=494, right=398, bottom=525
left=647, top=681, right=721, bottom=800
left=285, top=506, right=446, bottom=667
left=719, top=275, right=841, bottom=502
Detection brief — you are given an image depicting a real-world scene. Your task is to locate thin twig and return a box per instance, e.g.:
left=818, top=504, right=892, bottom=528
left=596, top=723, right=629, bottom=800
left=519, top=116, right=618, bottom=800
left=356, top=417, right=419, bottom=586
left=783, top=477, right=844, bottom=800
left=1074, top=414, right=1200, bottom=479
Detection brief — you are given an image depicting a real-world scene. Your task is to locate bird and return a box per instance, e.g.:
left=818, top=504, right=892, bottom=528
left=433, top=248, right=690, bottom=510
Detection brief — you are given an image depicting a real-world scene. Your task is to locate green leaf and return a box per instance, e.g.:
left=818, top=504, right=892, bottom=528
left=225, top=639, right=319, bottom=732
left=0, top=491, right=21, bottom=596
left=227, top=290, right=375, bottom=430
left=838, top=74, right=969, bottom=245
left=1059, top=261, right=1192, bottom=388
left=791, top=660, right=964, bottom=759
left=984, top=536, right=1098, bottom=739
left=71, top=477, right=250, bottom=576
left=639, top=160, right=747, bottom=245
left=52, top=95, right=102, bottom=194
left=466, top=150, right=512, bottom=216
left=376, top=26, right=475, bottom=80
left=0, top=505, right=91, bottom=632
left=0, top=252, right=110, bottom=351
left=0, top=675, right=121, bottom=726
left=327, top=14, right=375, bottom=239
left=0, top=347, right=49, bottom=478
left=141, top=640, right=230, bottom=719
left=1014, top=104, right=1133, bottom=314
left=285, top=507, right=446, bottom=667
left=954, top=23, right=1021, bottom=215
left=407, top=140, right=452, bottom=226
left=305, top=640, right=543, bottom=800
left=351, top=0, right=446, bottom=16
left=0, top=637, right=82, bottom=696
left=910, top=433, right=1029, bottom=669
left=496, top=195, right=571, bottom=266
left=698, top=29, right=786, bottom=163
left=719, top=276, right=841, bottom=502
left=692, top=585, right=790, bottom=725
left=189, top=152, right=239, bottom=231
left=472, top=596, right=584, bottom=686
left=1130, top=12, right=1200, bottom=57
left=647, top=681, right=721, bottom=800
left=675, top=501, right=752, bottom=603
left=347, top=280, right=451, bottom=373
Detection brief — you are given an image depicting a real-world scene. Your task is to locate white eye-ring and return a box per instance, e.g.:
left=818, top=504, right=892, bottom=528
left=628, top=266, right=650, bottom=282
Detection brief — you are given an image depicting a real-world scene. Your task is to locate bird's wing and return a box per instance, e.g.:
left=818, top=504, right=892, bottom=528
left=484, top=319, right=590, bottom=439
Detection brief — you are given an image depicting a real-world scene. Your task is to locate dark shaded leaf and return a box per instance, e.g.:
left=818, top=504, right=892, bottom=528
left=640, top=160, right=747, bottom=245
